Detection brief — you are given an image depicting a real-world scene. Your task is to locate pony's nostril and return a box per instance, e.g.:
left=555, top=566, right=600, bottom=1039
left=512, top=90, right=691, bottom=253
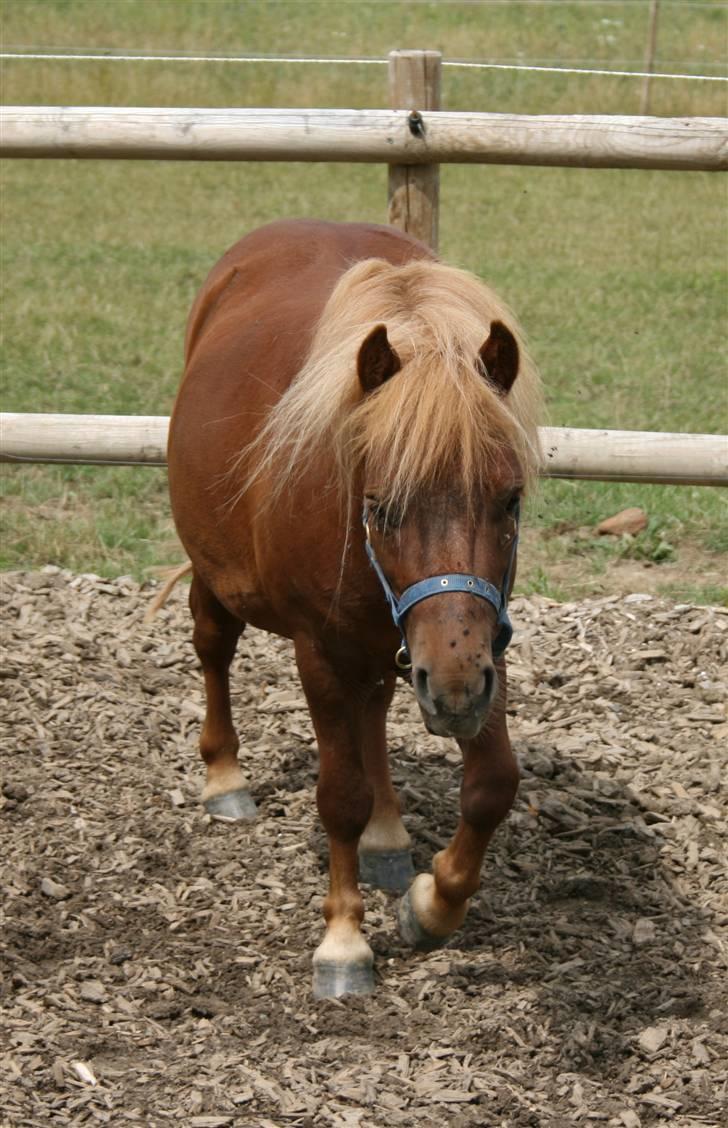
left=413, top=665, right=433, bottom=707
left=414, top=665, right=429, bottom=696
left=482, top=665, right=496, bottom=705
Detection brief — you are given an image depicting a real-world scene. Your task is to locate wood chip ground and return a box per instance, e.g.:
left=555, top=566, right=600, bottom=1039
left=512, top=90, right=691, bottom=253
left=1, top=568, right=726, bottom=1127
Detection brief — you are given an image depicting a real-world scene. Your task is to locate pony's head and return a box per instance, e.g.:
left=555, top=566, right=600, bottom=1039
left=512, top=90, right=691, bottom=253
left=356, top=310, right=534, bottom=739
left=247, top=257, right=542, bottom=738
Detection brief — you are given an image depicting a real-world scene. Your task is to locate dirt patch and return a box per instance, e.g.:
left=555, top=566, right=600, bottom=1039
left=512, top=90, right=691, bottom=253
left=519, top=528, right=727, bottom=603
left=1, top=569, right=726, bottom=1127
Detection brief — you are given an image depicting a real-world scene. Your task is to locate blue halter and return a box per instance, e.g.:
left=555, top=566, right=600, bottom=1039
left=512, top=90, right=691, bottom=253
left=363, top=502, right=519, bottom=672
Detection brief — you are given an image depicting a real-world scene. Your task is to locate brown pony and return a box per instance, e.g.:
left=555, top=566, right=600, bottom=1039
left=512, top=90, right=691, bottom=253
left=167, top=219, right=542, bottom=997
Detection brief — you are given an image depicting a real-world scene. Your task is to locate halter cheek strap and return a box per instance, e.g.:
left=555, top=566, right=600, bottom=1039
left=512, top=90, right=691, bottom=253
left=363, top=503, right=519, bottom=671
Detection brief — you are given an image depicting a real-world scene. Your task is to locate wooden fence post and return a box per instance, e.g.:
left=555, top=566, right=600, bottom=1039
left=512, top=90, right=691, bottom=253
left=640, top=0, right=661, bottom=115
left=387, top=49, right=442, bottom=251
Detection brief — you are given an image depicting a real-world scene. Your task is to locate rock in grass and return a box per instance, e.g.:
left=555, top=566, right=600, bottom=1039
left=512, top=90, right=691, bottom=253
left=596, top=507, right=648, bottom=536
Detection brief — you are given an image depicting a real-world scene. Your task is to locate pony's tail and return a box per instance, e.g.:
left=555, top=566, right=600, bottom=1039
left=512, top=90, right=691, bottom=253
left=144, top=561, right=193, bottom=622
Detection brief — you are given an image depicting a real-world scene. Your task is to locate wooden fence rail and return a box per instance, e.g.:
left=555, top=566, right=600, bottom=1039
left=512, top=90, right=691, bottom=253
left=2, top=106, right=726, bottom=171
left=2, top=414, right=726, bottom=486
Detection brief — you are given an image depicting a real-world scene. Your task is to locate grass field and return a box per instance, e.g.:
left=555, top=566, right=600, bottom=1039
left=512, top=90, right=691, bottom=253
left=1, top=1, right=727, bottom=601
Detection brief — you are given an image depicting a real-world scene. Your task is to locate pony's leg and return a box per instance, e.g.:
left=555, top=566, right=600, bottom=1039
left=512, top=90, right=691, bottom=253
left=190, top=573, right=256, bottom=821
left=357, top=674, right=414, bottom=893
left=399, top=700, right=519, bottom=950
left=295, top=638, right=375, bottom=998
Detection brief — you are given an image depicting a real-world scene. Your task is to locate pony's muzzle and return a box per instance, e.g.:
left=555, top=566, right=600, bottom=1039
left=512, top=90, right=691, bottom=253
left=413, top=662, right=497, bottom=739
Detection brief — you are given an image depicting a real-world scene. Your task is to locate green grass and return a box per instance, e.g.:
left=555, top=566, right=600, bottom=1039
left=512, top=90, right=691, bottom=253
left=657, top=581, right=728, bottom=605
left=2, top=1, right=726, bottom=116
left=1, top=1, right=727, bottom=598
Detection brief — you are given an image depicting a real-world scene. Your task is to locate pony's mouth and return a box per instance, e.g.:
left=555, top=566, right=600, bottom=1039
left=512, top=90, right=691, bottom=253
left=413, top=660, right=498, bottom=742
left=422, top=708, right=488, bottom=742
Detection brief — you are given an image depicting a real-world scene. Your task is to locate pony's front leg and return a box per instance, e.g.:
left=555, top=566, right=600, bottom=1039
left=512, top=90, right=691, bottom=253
left=295, top=639, right=375, bottom=998
left=399, top=702, right=519, bottom=950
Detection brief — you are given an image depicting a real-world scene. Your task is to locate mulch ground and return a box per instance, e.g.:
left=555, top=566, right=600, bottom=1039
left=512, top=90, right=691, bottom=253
left=1, top=568, right=726, bottom=1128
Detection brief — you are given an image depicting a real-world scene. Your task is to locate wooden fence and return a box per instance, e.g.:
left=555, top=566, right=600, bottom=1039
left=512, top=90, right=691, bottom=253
left=4, top=106, right=724, bottom=169
left=1, top=50, right=726, bottom=484
left=2, top=413, right=726, bottom=486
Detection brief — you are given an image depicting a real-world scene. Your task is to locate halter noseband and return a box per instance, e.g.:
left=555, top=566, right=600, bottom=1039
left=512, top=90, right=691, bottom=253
left=363, top=502, right=519, bottom=672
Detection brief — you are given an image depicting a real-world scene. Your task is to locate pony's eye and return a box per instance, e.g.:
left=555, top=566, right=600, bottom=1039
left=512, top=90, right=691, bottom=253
left=500, top=499, right=520, bottom=546
left=496, top=489, right=519, bottom=516
left=366, top=497, right=401, bottom=532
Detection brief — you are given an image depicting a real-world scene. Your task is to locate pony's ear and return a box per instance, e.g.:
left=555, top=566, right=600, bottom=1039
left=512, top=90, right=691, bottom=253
left=357, top=324, right=401, bottom=393
left=477, top=320, right=519, bottom=395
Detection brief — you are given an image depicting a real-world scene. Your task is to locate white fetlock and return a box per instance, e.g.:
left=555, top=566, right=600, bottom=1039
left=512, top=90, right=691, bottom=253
left=359, top=815, right=411, bottom=855
left=399, top=873, right=467, bottom=949
left=314, top=924, right=373, bottom=968
left=312, top=926, right=375, bottom=998
left=201, top=764, right=248, bottom=803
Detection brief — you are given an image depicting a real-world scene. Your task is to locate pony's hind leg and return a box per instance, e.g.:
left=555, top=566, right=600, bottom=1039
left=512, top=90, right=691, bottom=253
left=358, top=673, right=414, bottom=893
left=190, top=573, right=256, bottom=821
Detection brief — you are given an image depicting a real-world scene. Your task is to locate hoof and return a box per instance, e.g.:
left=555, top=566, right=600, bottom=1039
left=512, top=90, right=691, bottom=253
left=359, top=848, right=415, bottom=893
left=312, top=959, right=375, bottom=999
left=398, top=888, right=449, bottom=952
left=204, top=788, right=257, bottom=822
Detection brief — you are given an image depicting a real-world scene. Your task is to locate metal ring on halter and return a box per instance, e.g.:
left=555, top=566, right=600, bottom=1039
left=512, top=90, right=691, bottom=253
left=395, top=645, right=412, bottom=672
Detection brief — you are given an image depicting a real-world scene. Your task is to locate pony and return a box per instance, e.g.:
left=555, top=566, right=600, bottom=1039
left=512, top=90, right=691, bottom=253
left=166, top=219, right=542, bottom=997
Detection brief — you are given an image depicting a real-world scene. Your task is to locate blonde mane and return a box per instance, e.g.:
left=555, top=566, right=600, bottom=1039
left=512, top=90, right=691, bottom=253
left=239, top=257, right=542, bottom=512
